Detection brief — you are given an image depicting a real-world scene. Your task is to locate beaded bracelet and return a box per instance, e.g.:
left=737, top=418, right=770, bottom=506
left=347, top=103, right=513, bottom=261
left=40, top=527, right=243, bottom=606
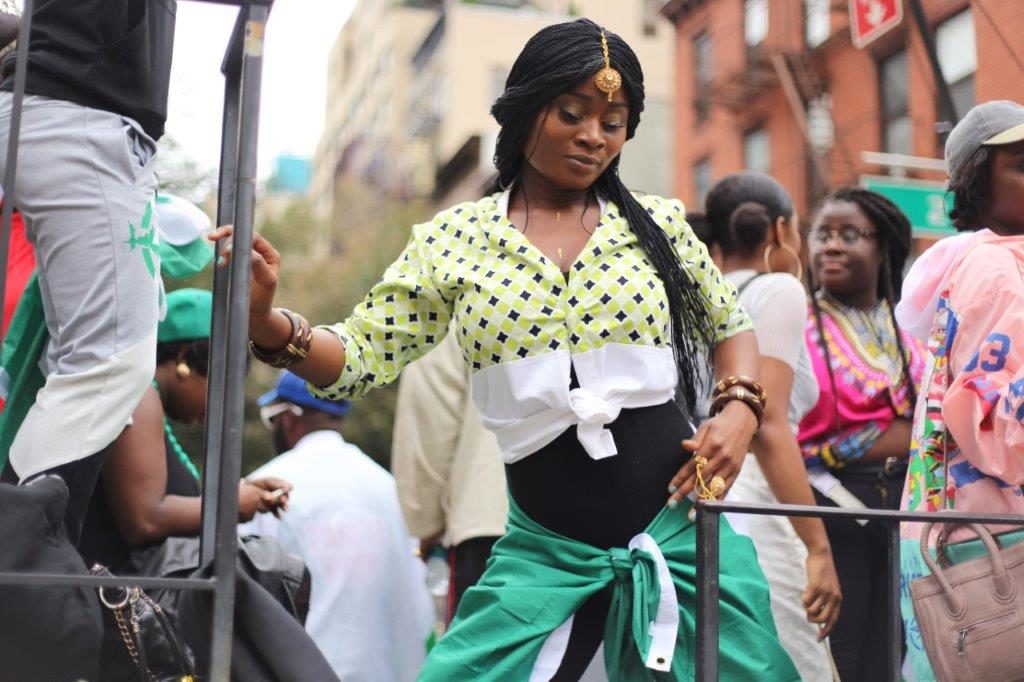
left=249, top=308, right=312, bottom=369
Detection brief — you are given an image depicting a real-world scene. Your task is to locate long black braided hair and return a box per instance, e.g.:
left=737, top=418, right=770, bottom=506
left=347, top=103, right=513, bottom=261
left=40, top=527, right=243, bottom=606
left=489, top=18, right=717, bottom=412
left=807, top=187, right=917, bottom=431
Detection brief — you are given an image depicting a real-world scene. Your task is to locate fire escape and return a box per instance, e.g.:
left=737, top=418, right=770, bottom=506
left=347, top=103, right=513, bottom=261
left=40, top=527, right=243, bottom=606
left=667, top=0, right=839, bottom=204
left=714, top=39, right=832, bottom=199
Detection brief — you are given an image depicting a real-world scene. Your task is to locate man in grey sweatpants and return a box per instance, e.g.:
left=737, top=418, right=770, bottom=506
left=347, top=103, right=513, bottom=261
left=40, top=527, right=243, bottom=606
left=0, top=0, right=177, bottom=542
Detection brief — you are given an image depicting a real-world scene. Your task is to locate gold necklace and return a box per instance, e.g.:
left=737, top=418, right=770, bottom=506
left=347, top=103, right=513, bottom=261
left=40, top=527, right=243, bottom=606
left=520, top=188, right=593, bottom=237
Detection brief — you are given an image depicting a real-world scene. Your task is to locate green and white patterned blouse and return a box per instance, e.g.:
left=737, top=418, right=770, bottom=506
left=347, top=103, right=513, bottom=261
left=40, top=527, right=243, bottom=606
left=316, top=191, right=751, bottom=463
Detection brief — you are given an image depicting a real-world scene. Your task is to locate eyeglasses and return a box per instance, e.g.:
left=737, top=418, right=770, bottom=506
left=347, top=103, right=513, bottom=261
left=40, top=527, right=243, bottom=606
left=259, top=402, right=303, bottom=430
left=806, top=226, right=878, bottom=247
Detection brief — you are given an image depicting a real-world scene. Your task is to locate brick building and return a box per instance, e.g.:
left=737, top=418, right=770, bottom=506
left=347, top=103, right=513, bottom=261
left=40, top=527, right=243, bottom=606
left=660, top=0, right=1024, bottom=239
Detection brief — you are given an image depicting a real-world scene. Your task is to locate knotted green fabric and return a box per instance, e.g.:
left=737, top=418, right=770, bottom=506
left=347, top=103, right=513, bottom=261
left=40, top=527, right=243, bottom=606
left=607, top=540, right=665, bottom=671
left=419, top=495, right=798, bottom=681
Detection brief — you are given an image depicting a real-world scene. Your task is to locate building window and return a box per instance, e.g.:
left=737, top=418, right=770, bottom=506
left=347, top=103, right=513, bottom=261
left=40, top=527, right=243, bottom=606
left=937, top=9, right=976, bottom=121
left=744, top=0, right=769, bottom=47
left=694, top=158, right=712, bottom=206
left=744, top=127, right=770, bottom=174
left=693, top=32, right=713, bottom=124
left=879, top=50, right=911, bottom=154
left=805, top=0, right=830, bottom=47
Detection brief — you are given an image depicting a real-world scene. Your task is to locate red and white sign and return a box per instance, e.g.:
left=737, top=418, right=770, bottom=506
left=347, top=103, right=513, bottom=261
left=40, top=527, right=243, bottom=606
left=849, top=0, right=903, bottom=49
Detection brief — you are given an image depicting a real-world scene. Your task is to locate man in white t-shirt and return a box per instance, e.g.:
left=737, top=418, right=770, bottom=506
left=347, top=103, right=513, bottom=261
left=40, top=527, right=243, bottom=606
left=241, top=371, right=432, bottom=681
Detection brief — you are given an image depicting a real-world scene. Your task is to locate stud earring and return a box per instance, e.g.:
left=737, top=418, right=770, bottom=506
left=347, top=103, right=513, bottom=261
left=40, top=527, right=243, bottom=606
left=176, top=362, right=191, bottom=380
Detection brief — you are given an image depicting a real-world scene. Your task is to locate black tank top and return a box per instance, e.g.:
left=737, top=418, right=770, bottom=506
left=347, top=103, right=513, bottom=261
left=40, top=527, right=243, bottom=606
left=78, top=435, right=200, bottom=572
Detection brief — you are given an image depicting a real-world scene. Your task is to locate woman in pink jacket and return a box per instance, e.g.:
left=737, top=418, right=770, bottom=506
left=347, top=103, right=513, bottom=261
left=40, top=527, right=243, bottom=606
left=898, top=100, right=1024, bottom=680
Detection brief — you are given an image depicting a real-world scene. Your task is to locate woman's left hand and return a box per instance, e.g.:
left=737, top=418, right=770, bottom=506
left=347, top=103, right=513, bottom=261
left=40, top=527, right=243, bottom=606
left=666, top=401, right=758, bottom=507
left=803, top=549, right=842, bottom=640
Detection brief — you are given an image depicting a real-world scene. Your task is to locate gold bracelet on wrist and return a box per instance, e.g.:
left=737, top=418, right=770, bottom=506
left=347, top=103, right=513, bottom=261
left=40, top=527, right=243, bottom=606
left=249, top=308, right=312, bottom=369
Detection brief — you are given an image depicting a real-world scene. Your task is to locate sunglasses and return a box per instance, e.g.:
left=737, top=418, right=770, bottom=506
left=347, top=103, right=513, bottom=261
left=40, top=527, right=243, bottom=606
left=259, top=402, right=303, bottom=430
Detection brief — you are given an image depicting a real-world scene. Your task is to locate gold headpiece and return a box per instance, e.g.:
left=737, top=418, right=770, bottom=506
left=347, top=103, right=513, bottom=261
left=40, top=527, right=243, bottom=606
left=594, top=30, right=622, bottom=101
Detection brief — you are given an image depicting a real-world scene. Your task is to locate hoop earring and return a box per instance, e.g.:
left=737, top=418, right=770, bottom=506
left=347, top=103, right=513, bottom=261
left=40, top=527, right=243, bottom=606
left=176, top=362, right=191, bottom=380
left=764, top=243, right=803, bottom=281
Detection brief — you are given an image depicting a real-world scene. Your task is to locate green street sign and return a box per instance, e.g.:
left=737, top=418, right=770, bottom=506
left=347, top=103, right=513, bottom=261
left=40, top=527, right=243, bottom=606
left=861, top=175, right=955, bottom=237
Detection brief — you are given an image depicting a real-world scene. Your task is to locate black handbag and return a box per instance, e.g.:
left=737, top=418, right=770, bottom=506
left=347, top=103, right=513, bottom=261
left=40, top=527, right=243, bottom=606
left=90, top=563, right=196, bottom=682
left=130, top=534, right=312, bottom=626
left=0, top=476, right=104, bottom=681
left=239, top=534, right=311, bottom=625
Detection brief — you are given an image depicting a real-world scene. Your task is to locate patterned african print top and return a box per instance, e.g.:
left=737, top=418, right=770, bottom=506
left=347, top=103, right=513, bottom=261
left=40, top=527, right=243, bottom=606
left=314, top=192, right=751, bottom=463
left=901, top=235, right=1024, bottom=542
left=797, top=292, right=925, bottom=470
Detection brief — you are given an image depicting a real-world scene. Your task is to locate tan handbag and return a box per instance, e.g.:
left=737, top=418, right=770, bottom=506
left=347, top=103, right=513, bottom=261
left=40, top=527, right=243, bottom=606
left=911, top=522, right=1024, bottom=682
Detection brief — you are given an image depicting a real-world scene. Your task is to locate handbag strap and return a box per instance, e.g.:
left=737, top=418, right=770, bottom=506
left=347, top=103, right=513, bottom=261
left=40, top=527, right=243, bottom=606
left=91, top=564, right=155, bottom=682
left=919, top=521, right=1015, bottom=614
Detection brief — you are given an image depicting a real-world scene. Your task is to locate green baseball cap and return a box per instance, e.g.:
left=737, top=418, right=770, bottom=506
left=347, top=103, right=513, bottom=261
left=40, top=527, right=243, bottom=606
left=158, top=288, right=213, bottom=343
left=155, top=193, right=214, bottom=280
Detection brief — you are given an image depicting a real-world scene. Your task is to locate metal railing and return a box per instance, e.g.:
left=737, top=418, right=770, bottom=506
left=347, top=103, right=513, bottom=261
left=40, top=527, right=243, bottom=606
left=0, top=1, right=273, bottom=678
left=695, top=501, right=1024, bottom=682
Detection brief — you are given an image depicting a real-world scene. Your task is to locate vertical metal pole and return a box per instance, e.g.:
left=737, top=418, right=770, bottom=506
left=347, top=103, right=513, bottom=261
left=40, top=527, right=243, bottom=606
left=200, top=68, right=241, bottom=565
left=906, top=0, right=960, bottom=128
left=207, top=5, right=267, bottom=679
left=886, top=522, right=903, bottom=682
left=0, top=0, right=34, bottom=342
left=696, top=505, right=720, bottom=682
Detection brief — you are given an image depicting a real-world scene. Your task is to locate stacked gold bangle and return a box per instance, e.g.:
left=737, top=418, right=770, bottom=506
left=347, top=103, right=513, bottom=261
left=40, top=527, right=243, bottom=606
left=709, top=374, right=767, bottom=429
left=249, top=308, right=313, bottom=369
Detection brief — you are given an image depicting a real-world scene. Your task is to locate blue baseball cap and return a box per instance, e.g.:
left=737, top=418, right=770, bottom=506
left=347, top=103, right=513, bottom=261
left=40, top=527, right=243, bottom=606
left=257, top=370, right=351, bottom=417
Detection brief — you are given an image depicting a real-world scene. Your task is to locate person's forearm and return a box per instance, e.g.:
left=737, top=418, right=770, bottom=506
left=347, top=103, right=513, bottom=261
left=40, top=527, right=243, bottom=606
left=712, top=331, right=760, bottom=382
left=120, top=496, right=203, bottom=546
left=861, top=418, right=912, bottom=462
left=752, top=422, right=832, bottom=555
left=249, top=309, right=347, bottom=387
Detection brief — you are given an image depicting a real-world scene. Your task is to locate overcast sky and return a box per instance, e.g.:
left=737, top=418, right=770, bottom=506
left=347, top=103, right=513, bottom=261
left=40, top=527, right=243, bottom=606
left=9, top=0, right=355, bottom=176
left=163, top=0, right=356, bottom=177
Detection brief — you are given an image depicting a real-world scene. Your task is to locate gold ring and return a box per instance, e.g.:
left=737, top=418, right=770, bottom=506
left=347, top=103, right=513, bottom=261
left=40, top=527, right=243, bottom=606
left=694, top=454, right=708, bottom=468
left=708, top=475, right=726, bottom=498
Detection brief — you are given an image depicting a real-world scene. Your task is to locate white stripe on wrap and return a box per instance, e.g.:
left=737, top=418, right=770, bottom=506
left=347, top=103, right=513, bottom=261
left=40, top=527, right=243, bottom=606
left=628, top=532, right=679, bottom=672
left=529, top=614, right=574, bottom=681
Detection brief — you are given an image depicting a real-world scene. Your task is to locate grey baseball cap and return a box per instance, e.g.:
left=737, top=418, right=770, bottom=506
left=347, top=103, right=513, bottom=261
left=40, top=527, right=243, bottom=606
left=946, top=100, right=1024, bottom=182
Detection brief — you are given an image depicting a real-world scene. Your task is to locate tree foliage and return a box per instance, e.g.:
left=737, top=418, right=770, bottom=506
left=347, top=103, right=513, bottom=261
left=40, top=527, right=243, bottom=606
left=166, top=173, right=431, bottom=477
left=154, top=136, right=217, bottom=204
left=241, top=182, right=432, bottom=473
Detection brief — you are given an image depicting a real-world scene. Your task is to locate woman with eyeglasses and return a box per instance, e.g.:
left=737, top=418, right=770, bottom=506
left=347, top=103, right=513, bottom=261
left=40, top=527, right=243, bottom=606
left=78, top=289, right=292, bottom=574
left=797, top=188, right=925, bottom=681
